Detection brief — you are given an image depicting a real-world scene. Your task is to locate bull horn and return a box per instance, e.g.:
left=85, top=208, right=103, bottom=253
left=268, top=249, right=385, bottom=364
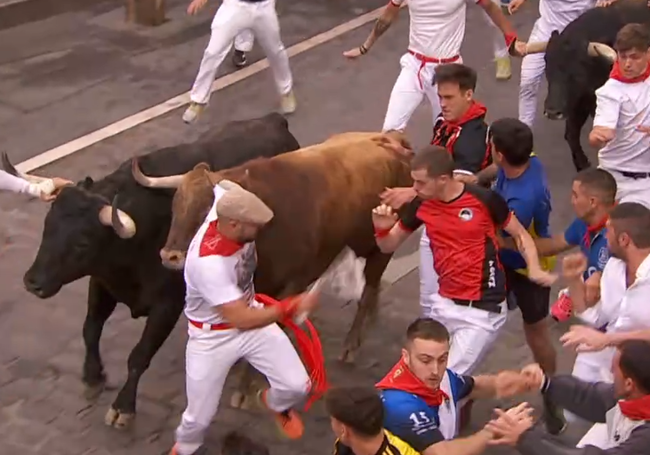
left=2, top=151, right=50, bottom=184
left=98, top=195, right=137, bottom=239
left=525, top=41, right=549, bottom=54
left=587, top=42, right=617, bottom=63
left=131, top=158, right=184, bottom=189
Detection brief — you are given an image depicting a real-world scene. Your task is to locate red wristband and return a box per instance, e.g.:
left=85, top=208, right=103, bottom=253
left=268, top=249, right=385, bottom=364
left=374, top=226, right=392, bottom=238
left=504, top=32, right=517, bottom=49
left=278, top=296, right=299, bottom=319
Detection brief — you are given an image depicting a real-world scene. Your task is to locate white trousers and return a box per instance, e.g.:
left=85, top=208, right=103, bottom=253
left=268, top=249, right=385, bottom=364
left=607, top=169, right=650, bottom=209
left=479, top=0, right=510, bottom=60
left=419, top=231, right=508, bottom=375
left=234, top=29, right=254, bottom=52
left=174, top=322, right=310, bottom=455
left=382, top=53, right=464, bottom=132
left=189, top=0, right=292, bottom=105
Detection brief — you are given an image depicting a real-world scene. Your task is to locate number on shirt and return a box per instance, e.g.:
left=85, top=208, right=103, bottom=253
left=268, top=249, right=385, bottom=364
left=409, top=411, right=431, bottom=427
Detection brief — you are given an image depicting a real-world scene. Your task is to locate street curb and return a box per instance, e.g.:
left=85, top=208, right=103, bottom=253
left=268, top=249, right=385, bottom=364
left=0, top=0, right=119, bottom=30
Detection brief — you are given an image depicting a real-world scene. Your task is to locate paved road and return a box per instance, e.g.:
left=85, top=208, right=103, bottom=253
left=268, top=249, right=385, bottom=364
left=0, top=1, right=599, bottom=454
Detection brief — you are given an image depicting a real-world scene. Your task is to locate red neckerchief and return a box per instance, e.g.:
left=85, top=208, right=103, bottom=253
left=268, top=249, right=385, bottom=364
left=431, top=101, right=488, bottom=156
left=376, top=358, right=449, bottom=407
left=610, top=61, right=650, bottom=83
left=619, top=394, right=650, bottom=421
left=584, top=215, right=608, bottom=249
left=199, top=220, right=244, bottom=257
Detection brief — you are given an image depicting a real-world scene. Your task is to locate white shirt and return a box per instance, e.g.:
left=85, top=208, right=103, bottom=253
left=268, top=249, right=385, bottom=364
left=183, top=185, right=260, bottom=325
left=594, top=77, right=650, bottom=173
left=391, top=0, right=481, bottom=59
left=538, top=0, right=596, bottom=30
left=0, top=170, right=49, bottom=197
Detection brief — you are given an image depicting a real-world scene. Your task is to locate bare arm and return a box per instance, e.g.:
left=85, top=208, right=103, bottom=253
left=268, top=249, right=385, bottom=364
left=503, top=215, right=545, bottom=276
left=375, top=222, right=412, bottom=254
left=361, top=2, right=401, bottom=52
left=566, top=276, right=592, bottom=314
left=501, top=234, right=574, bottom=257
left=422, top=431, right=492, bottom=455
left=479, top=0, right=517, bottom=46
left=476, top=164, right=498, bottom=187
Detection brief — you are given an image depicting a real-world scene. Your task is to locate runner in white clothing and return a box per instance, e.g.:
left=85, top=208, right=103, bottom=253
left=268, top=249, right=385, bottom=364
left=560, top=202, right=650, bottom=447
left=169, top=181, right=318, bottom=455
left=589, top=24, right=650, bottom=208
left=0, top=169, right=70, bottom=201
left=182, top=0, right=295, bottom=124
left=508, top=0, right=596, bottom=128
left=343, top=0, right=527, bottom=133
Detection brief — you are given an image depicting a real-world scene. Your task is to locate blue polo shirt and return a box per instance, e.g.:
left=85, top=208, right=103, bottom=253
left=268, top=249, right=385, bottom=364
left=379, top=370, right=474, bottom=451
left=564, top=218, right=610, bottom=280
left=493, top=156, right=554, bottom=272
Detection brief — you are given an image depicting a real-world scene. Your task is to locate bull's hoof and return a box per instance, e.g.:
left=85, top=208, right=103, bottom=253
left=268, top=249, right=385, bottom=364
left=104, top=407, right=135, bottom=429
left=83, top=380, right=107, bottom=401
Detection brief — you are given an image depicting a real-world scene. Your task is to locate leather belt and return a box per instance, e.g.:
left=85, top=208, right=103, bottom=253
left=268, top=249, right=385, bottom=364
left=452, top=298, right=502, bottom=314
left=616, top=170, right=650, bottom=179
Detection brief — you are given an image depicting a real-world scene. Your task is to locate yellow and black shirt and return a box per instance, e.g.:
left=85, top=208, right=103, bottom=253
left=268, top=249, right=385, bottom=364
left=333, top=430, right=420, bottom=455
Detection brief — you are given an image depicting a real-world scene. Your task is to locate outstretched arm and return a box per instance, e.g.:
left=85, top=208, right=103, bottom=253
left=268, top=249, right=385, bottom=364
left=343, top=1, right=402, bottom=58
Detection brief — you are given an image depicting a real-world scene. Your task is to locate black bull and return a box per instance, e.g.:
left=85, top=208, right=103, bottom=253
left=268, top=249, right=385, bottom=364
left=2, top=113, right=300, bottom=429
left=527, top=0, right=650, bottom=171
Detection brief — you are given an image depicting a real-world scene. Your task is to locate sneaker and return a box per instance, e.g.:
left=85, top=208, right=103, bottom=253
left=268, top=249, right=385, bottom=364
left=232, top=50, right=247, bottom=68
left=182, top=102, right=206, bottom=124
left=551, top=290, right=573, bottom=322
left=280, top=90, right=296, bottom=115
left=495, top=56, right=512, bottom=80
left=543, top=397, right=568, bottom=435
left=257, top=389, right=304, bottom=439
left=167, top=444, right=207, bottom=455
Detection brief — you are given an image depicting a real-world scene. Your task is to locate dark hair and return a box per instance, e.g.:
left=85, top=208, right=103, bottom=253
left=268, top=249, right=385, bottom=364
left=615, top=23, right=650, bottom=53
left=411, top=145, right=455, bottom=178
left=573, top=168, right=617, bottom=206
left=489, top=118, right=533, bottom=167
left=406, top=318, right=450, bottom=344
left=434, top=63, right=478, bottom=92
left=609, top=202, right=650, bottom=248
left=222, top=431, right=270, bottom=455
left=618, top=340, right=650, bottom=394
left=325, top=386, right=384, bottom=437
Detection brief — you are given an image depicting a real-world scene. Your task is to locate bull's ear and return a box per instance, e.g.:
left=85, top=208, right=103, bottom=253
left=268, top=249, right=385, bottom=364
left=193, top=162, right=211, bottom=172
left=78, top=177, right=94, bottom=189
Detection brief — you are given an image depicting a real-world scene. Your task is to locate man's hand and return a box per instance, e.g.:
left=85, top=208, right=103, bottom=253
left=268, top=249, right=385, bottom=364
left=486, top=403, right=535, bottom=446
left=292, top=290, right=320, bottom=323
left=562, top=253, right=588, bottom=280
left=494, top=371, right=533, bottom=398
left=39, top=177, right=73, bottom=202
left=372, top=204, right=399, bottom=230
left=589, top=126, right=615, bottom=148
left=584, top=272, right=602, bottom=306
left=596, top=0, right=617, bottom=6
left=636, top=125, right=650, bottom=134
left=520, top=363, right=545, bottom=390
left=527, top=267, right=558, bottom=287
left=510, top=40, right=528, bottom=57
left=380, top=187, right=417, bottom=210
left=560, top=325, right=611, bottom=352
left=453, top=172, right=478, bottom=185
left=508, top=0, right=525, bottom=14
left=187, top=0, right=207, bottom=15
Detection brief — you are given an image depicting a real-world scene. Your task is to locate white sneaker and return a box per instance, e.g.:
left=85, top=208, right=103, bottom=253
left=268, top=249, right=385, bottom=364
left=280, top=90, right=296, bottom=115
left=182, top=102, right=206, bottom=124
left=495, top=56, right=511, bottom=81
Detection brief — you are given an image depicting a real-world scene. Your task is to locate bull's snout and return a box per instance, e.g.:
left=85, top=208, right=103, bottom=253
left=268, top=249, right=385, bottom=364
left=543, top=109, right=565, bottom=121
left=160, top=249, right=186, bottom=270
left=23, top=273, right=58, bottom=299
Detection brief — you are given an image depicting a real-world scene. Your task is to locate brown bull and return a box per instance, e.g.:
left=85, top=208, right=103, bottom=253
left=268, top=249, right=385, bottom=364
left=132, top=131, right=413, bottom=405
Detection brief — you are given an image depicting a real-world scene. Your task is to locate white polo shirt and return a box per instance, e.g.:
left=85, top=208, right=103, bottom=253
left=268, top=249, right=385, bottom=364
left=183, top=185, right=260, bottom=325
left=594, top=76, right=650, bottom=173
left=391, top=0, right=482, bottom=59
left=538, top=0, right=596, bottom=30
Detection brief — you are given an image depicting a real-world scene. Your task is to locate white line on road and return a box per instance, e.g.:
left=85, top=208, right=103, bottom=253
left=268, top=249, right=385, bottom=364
left=15, top=3, right=405, bottom=174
